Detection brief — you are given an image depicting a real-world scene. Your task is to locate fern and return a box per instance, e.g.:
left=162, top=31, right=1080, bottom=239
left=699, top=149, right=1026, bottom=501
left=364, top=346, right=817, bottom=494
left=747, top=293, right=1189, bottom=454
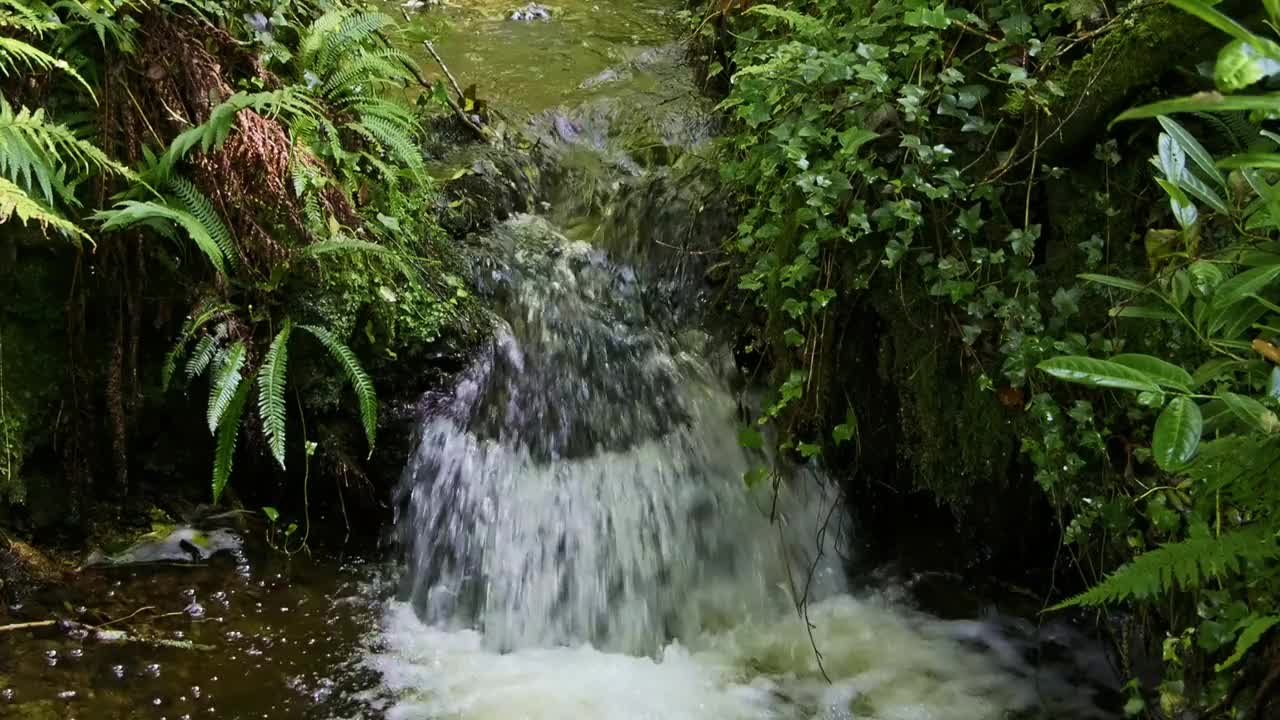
left=166, top=176, right=236, bottom=270
left=0, top=36, right=95, bottom=98
left=299, top=324, right=376, bottom=451
left=0, top=97, right=133, bottom=206
left=155, top=89, right=321, bottom=180
left=312, top=12, right=392, bottom=78
left=300, top=237, right=396, bottom=257
left=95, top=200, right=229, bottom=275
left=0, top=176, right=85, bottom=239
left=319, top=54, right=407, bottom=99
left=212, top=370, right=254, bottom=504
left=258, top=321, right=291, bottom=469
left=349, top=115, right=424, bottom=182
left=161, top=303, right=232, bottom=390
left=185, top=332, right=223, bottom=381
left=297, top=8, right=350, bottom=73
left=206, top=340, right=246, bottom=433
left=1053, top=522, right=1280, bottom=609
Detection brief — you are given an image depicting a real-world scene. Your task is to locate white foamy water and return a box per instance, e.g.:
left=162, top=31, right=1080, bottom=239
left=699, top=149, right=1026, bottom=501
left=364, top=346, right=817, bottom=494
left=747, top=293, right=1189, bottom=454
left=369, top=214, right=1116, bottom=720
left=367, top=591, right=1115, bottom=720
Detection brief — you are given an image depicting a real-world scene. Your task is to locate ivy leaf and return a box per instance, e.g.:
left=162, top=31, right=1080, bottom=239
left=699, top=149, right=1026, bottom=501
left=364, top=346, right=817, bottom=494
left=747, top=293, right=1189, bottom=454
left=1038, top=356, right=1162, bottom=393
left=262, top=506, right=280, bottom=523
left=1110, top=354, right=1194, bottom=391
left=1217, top=615, right=1280, bottom=671
left=1153, top=397, right=1203, bottom=469
left=743, top=465, right=768, bottom=489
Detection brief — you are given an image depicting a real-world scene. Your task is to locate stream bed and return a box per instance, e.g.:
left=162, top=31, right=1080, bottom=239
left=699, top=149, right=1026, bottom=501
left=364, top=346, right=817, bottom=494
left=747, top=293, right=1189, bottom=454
left=1, top=2, right=1123, bottom=719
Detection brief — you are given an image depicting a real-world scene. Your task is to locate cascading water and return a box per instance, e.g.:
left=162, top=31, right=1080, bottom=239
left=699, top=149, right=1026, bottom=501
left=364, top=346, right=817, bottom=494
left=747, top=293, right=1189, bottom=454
left=393, top=214, right=842, bottom=656
left=365, top=11, right=1120, bottom=719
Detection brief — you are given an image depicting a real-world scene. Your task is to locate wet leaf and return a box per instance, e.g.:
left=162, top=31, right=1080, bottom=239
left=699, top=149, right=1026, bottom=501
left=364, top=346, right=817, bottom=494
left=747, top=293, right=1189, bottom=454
left=1153, top=396, right=1202, bottom=469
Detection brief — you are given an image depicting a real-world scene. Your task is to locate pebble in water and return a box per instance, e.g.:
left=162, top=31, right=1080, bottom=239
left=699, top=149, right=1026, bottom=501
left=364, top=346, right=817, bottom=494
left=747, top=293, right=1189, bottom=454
left=509, top=2, right=551, bottom=20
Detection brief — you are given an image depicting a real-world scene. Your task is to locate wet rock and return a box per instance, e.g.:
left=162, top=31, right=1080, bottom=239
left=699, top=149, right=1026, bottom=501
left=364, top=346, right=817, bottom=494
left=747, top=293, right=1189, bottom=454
left=84, top=526, right=243, bottom=567
left=508, top=3, right=551, bottom=21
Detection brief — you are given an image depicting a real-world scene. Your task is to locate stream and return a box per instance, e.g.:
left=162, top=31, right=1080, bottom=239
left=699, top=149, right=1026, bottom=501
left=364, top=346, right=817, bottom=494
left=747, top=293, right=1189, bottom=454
left=1, top=2, right=1121, bottom=719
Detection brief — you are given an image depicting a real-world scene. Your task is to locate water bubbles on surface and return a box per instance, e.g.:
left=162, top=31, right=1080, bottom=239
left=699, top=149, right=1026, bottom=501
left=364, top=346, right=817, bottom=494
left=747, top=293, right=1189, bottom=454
left=181, top=588, right=196, bottom=598
left=225, top=630, right=243, bottom=641
left=173, top=630, right=185, bottom=639
left=66, top=625, right=89, bottom=641
left=74, top=605, right=87, bottom=615
left=111, top=664, right=125, bottom=679
left=8, top=603, right=21, bottom=611
left=68, top=648, right=83, bottom=659
left=153, top=697, right=162, bottom=706
left=144, top=663, right=162, bottom=678
left=190, top=685, right=201, bottom=699
left=211, top=591, right=229, bottom=606
left=1, top=687, right=13, bottom=701
left=57, top=690, right=77, bottom=700
left=184, top=602, right=205, bottom=618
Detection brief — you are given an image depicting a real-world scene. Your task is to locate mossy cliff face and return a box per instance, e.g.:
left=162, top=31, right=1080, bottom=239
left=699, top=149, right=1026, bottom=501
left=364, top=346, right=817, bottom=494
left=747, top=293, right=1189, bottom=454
left=0, top=247, right=73, bottom=525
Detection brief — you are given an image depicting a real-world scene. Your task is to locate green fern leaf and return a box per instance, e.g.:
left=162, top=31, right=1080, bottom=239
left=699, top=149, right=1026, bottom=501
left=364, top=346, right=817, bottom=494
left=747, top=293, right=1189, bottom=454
left=349, top=115, right=424, bottom=181
left=212, top=370, right=254, bottom=504
left=94, top=200, right=228, bottom=275
left=161, top=303, right=233, bottom=390
left=207, top=341, right=247, bottom=433
left=0, top=176, right=84, bottom=239
left=185, top=335, right=219, bottom=380
left=0, top=97, right=133, bottom=206
left=1052, top=522, right=1280, bottom=609
left=166, top=176, right=236, bottom=270
left=313, top=12, right=393, bottom=78
left=258, top=321, right=291, bottom=469
left=299, top=324, right=377, bottom=451
left=300, top=237, right=396, bottom=258
left=0, top=36, right=95, bottom=98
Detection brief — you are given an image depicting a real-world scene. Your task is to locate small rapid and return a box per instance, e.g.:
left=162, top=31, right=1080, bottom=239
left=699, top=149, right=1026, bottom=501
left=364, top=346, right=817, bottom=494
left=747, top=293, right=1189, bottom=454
left=368, top=4, right=1120, bottom=718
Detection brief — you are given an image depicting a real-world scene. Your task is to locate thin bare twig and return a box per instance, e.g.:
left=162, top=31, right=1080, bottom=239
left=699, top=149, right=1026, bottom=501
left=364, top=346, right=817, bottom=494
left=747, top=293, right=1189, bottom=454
left=423, top=41, right=466, bottom=104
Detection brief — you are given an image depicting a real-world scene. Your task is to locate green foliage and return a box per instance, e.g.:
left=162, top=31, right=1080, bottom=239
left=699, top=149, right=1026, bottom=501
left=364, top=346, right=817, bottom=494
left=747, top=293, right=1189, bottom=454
left=1052, top=523, right=1280, bottom=609
left=258, top=321, right=291, bottom=469
left=299, top=323, right=376, bottom=451
left=212, top=369, right=254, bottom=504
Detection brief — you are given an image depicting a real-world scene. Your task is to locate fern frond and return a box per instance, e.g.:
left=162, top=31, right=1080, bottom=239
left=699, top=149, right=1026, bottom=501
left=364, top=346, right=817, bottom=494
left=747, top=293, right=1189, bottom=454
left=156, top=89, right=322, bottom=179
left=312, top=12, right=392, bottom=78
left=185, top=334, right=219, bottom=380
left=212, top=370, right=254, bottom=504
left=1053, top=522, right=1280, bottom=609
left=258, top=321, right=291, bottom=469
left=0, top=97, right=133, bottom=205
left=349, top=115, right=424, bottom=181
left=300, top=237, right=396, bottom=257
left=166, top=176, right=236, bottom=270
left=320, top=54, right=406, bottom=99
left=207, top=340, right=247, bottom=433
left=298, top=8, right=351, bottom=72
left=161, top=302, right=233, bottom=390
left=0, top=37, right=95, bottom=98
left=0, top=176, right=85, bottom=239
left=299, top=324, right=377, bottom=451
left=95, top=200, right=228, bottom=275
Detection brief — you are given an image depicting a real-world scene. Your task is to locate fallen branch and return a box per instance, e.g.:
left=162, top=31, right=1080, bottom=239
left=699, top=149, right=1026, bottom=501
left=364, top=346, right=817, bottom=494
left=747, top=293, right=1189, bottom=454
left=423, top=40, right=466, bottom=104
left=0, top=620, right=56, bottom=632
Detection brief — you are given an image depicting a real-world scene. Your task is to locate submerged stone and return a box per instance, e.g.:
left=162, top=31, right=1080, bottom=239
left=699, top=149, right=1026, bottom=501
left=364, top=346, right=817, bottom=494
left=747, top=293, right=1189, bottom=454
left=85, top=526, right=242, bottom=567
left=508, top=3, right=551, bottom=21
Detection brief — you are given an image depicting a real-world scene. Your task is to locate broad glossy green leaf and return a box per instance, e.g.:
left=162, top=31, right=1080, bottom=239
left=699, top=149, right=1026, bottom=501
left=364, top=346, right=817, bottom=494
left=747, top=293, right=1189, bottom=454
left=1158, top=116, right=1225, bottom=187
left=1079, top=273, right=1147, bottom=293
left=1219, top=153, right=1280, bottom=169
left=1153, top=396, right=1203, bottom=469
left=1168, top=0, right=1273, bottom=49
left=1215, top=38, right=1280, bottom=91
left=1038, top=356, right=1162, bottom=393
left=1188, top=260, right=1225, bottom=298
left=1192, top=358, right=1243, bottom=388
left=1110, top=354, right=1194, bottom=391
left=1113, top=305, right=1179, bottom=322
left=1209, top=298, right=1268, bottom=338
left=1220, top=391, right=1278, bottom=432
left=1210, top=265, right=1280, bottom=314
left=1114, top=93, right=1280, bottom=124
left=738, top=426, right=764, bottom=450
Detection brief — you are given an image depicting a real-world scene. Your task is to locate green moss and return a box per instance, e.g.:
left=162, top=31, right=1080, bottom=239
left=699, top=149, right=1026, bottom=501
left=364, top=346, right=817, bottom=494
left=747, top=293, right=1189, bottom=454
left=0, top=254, right=69, bottom=506
left=874, top=279, right=1017, bottom=507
